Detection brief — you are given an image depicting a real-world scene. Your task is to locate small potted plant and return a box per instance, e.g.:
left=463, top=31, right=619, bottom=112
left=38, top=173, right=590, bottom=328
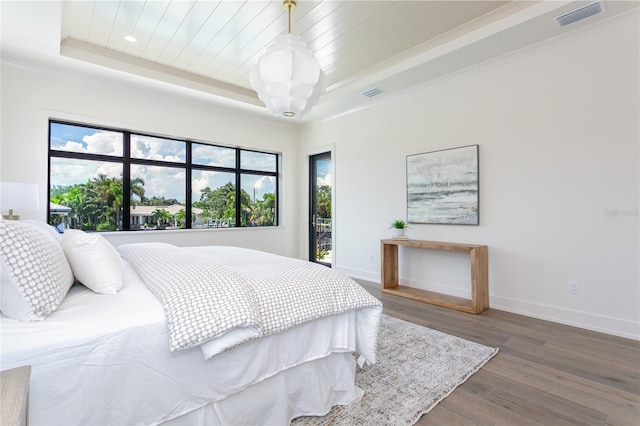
left=389, top=219, right=410, bottom=239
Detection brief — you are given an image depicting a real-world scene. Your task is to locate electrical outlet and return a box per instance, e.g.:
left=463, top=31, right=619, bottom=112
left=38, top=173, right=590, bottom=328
left=369, top=254, right=374, bottom=263
left=568, top=281, right=579, bottom=294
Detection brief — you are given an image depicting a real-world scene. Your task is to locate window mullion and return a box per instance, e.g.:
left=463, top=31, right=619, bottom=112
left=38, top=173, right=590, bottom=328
left=122, top=132, right=131, bottom=231
left=186, top=141, right=192, bottom=229
left=275, top=154, right=279, bottom=226
left=235, top=149, right=241, bottom=227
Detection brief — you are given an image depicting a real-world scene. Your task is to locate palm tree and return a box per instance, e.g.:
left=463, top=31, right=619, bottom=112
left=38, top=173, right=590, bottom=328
left=151, top=208, right=171, bottom=228
left=174, top=208, right=187, bottom=228
left=111, top=183, right=123, bottom=229
left=55, top=184, right=86, bottom=229
left=197, top=207, right=210, bottom=227
left=130, top=177, right=146, bottom=206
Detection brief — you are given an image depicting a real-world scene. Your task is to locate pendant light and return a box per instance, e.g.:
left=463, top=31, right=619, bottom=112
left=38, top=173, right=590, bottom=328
left=250, top=0, right=326, bottom=118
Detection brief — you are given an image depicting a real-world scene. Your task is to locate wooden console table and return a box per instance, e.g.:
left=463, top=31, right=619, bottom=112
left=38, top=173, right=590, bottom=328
left=381, top=239, right=488, bottom=314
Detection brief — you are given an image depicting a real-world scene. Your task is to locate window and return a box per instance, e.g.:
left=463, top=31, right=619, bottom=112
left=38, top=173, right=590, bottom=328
left=48, top=121, right=279, bottom=231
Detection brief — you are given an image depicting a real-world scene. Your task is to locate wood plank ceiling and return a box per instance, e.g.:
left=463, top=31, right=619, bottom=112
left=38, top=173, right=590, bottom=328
left=60, top=1, right=511, bottom=93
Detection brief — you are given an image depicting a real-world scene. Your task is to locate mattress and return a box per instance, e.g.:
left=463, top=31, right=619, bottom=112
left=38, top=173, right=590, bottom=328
left=0, top=252, right=370, bottom=425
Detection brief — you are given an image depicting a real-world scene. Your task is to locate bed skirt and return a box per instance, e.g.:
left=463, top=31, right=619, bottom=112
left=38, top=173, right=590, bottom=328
left=163, top=352, right=362, bottom=425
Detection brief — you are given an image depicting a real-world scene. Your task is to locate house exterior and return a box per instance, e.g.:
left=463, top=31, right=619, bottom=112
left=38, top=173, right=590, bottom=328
left=0, top=1, right=638, bottom=340
left=129, top=205, right=206, bottom=229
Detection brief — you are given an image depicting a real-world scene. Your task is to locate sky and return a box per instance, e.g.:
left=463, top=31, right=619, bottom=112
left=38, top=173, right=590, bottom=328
left=50, top=123, right=276, bottom=202
left=316, top=158, right=332, bottom=187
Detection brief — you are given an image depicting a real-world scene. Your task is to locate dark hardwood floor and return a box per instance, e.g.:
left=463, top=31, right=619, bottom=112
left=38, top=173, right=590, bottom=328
left=357, top=280, right=640, bottom=426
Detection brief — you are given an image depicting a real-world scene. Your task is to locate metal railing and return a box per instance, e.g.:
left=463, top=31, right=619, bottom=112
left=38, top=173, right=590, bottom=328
left=315, top=217, right=332, bottom=252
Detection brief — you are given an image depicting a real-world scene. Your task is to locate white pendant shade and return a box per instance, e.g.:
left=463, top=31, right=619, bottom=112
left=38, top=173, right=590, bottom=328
left=250, top=34, right=326, bottom=118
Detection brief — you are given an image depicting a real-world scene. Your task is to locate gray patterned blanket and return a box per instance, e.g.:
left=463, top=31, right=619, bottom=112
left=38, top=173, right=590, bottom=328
left=118, top=243, right=382, bottom=361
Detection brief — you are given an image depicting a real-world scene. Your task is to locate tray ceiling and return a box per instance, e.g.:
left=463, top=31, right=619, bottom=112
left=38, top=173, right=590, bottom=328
left=60, top=1, right=510, bottom=92
left=2, top=1, right=637, bottom=121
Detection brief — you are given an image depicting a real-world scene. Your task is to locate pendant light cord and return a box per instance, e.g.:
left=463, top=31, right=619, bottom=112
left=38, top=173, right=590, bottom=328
left=284, top=0, right=295, bottom=34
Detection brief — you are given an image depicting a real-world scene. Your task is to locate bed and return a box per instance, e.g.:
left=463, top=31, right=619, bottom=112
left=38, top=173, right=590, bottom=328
left=0, top=220, right=382, bottom=426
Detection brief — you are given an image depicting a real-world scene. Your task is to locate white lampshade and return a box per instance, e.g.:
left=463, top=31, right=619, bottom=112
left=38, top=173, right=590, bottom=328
left=0, top=182, right=40, bottom=220
left=250, top=34, right=326, bottom=118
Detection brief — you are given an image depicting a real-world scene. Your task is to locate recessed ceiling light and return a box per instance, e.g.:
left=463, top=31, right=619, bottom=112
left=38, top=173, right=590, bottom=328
left=124, top=35, right=137, bottom=43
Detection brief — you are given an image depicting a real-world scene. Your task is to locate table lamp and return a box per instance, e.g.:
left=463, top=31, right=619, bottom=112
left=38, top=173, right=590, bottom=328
left=0, top=182, right=40, bottom=220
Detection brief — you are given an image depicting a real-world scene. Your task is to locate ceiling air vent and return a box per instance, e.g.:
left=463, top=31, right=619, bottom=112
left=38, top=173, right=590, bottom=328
left=361, top=87, right=384, bottom=98
left=556, top=1, right=603, bottom=27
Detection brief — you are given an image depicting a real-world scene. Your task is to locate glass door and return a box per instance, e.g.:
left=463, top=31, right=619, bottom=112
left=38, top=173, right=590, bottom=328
left=309, top=152, right=332, bottom=266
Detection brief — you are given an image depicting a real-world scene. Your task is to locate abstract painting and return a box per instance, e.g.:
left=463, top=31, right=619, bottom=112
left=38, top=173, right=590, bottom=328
left=407, top=145, right=479, bottom=225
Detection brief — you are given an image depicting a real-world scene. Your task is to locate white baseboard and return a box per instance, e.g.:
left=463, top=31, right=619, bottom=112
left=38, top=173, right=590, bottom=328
left=490, top=295, right=640, bottom=341
left=335, top=265, right=379, bottom=283
left=336, top=266, right=640, bottom=341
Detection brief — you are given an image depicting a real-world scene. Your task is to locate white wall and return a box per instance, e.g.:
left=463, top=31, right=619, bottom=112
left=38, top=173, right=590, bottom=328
left=300, top=14, right=640, bottom=339
left=0, top=60, right=301, bottom=257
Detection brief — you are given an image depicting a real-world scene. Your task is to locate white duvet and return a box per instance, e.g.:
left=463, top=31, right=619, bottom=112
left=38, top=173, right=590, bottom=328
left=119, top=244, right=382, bottom=361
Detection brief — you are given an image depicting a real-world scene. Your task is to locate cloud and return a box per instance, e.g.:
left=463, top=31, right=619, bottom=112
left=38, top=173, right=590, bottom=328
left=317, top=174, right=332, bottom=187
left=192, top=144, right=235, bottom=167
left=242, top=175, right=275, bottom=201
left=57, top=141, right=85, bottom=152
left=191, top=174, right=210, bottom=198
left=83, top=132, right=123, bottom=155
left=131, top=136, right=186, bottom=163
left=97, top=162, right=123, bottom=178
left=242, top=151, right=276, bottom=172
left=253, top=175, right=270, bottom=190
left=191, top=170, right=235, bottom=201
left=54, top=131, right=123, bottom=156
left=50, top=158, right=122, bottom=186
left=131, top=165, right=185, bottom=202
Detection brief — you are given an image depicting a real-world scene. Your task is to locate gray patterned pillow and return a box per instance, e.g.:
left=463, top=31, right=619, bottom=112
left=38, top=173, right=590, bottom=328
left=22, top=220, right=62, bottom=243
left=0, top=219, right=74, bottom=320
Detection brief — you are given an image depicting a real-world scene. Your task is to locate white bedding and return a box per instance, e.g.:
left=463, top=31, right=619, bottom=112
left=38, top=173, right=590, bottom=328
left=0, top=247, right=381, bottom=425
left=192, top=246, right=381, bottom=363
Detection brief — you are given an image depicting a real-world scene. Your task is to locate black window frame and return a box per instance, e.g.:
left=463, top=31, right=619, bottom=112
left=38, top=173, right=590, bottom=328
left=48, top=119, right=279, bottom=231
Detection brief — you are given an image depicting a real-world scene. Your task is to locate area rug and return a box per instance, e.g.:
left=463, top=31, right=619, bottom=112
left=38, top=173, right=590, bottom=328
left=293, top=314, right=498, bottom=425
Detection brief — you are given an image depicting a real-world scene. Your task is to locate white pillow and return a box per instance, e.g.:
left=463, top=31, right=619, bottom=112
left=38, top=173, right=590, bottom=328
left=61, top=229, right=123, bottom=294
left=0, top=219, right=74, bottom=321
